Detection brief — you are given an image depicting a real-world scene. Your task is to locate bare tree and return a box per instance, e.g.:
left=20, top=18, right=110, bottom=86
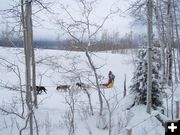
left=65, top=87, right=76, bottom=135
left=167, top=0, right=173, bottom=86
left=172, top=0, right=180, bottom=82
left=56, top=0, right=118, bottom=117
left=24, top=0, right=33, bottom=134
left=32, top=46, right=37, bottom=108
left=78, top=77, right=94, bottom=115
left=154, top=0, right=166, bottom=83
left=146, top=0, right=153, bottom=114
left=0, top=0, right=54, bottom=134
left=0, top=58, right=25, bottom=119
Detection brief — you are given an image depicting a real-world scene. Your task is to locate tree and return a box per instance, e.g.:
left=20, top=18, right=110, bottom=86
left=0, top=0, right=53, bottom=134
left=146, top=0, right=153, bottom=114
left=1, top=22, right=13, bottom=47
left=167, top=0, right=173, bottom=86
left=154, top=0, right=166, bottom=83
left=57, top=0, right=119, bottom=117
left=23, top=0, right=34, bottom=134
left=173, top=0, right=180, bottom=80
left=130, top=47, right=163, bottom=110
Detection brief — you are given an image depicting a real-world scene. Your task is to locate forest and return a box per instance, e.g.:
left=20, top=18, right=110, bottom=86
left=0, top=0, right=180, bottom=135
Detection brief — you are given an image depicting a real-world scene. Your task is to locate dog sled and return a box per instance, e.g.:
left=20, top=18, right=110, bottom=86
left=100, top=71, right=115, bottom=89
left=99, top=82, right=113, bottom=89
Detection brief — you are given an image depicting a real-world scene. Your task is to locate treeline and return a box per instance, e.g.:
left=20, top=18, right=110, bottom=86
left=0, top=39, right=59, bottom=49
left=58, top=31, right=141, bottom=51
left=0, top=31, right=142, bottom=51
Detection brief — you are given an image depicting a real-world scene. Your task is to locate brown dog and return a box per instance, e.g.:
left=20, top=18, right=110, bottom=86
left=56, top=85, right=71, bottom=92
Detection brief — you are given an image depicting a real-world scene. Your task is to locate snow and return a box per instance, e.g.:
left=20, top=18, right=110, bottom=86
left=0, top=47, right=166, bottom=135
left=127, top=105, right=165, bottom=135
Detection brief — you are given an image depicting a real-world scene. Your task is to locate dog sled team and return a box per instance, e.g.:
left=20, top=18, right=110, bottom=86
left=32, top=71, right=115, bottom=95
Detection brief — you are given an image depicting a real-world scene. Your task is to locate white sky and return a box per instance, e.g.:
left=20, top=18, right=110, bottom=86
left=0, top=0, right=146, bottom=40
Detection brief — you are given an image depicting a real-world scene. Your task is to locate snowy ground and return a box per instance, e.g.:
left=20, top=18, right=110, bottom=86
left=0, top=47, right=165, bottom=135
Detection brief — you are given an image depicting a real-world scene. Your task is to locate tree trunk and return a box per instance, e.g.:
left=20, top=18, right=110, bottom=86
left=155, top=0, right=166, bottom=84
left=32, top=47, right=37, bottom=108
left=167, top=0, right=173, bottom=86
left=84, top=89, right=94, bottom=115
left=146, top=0, right=153, bottom=114
left=124, top=74, right=126, bottom=98
left=166, top=95, right=169, bottom=117
left=24, top=0, right=33, bottom=134
left=173, top=48, right=178, bottom=82
left=172, top=0, right=180, bottom=81
left=127, top=128, right=132, bottom=135
left=160, top=2, right=167, bottom=84
left=29, top=0, right=37, bottom=108
left=176, top=101, right=179, bottom=119
left=85, top=50, right=103, bottom=116
left=171, top=83, right=174, bottom=120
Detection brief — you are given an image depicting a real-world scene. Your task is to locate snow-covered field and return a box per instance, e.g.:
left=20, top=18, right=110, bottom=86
left=0, top=47, right=165, bottom=135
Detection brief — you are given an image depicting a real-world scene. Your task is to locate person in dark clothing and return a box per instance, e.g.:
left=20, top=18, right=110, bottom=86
left=103, top=71, right=115, bottom=88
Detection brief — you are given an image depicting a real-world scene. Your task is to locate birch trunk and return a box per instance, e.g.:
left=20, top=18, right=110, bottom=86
left=146, top=0, right=153, bottom=114
left=155, top=0, right=166, bottom=83
left=84, top=89, right=94, bottom=115
left=32, top=47, right=37, bottom=108
left=86, top=22, right=103, bottom=116
left=85, top=50, right=103, bottom=116
left=172, top=0, right=180, bottom=80
left=167, top=0, right=173, bottom=86
left=160, top=2, right=168, bottom=83
left=28, top=0, right=37, bottom=108
left=24, top=0, right=33, bottom=134
left=171, top=11, right=178, bottom=83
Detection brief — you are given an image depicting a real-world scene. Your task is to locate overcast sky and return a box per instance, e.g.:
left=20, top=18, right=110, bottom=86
left=0, top=0, right=145, bottom=40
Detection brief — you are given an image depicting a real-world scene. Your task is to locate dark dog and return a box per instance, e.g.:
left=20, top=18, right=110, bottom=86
left=76, top=82, right=90, bottom=90
left=56, top=85, right=71, bottom=92
left=30, top=86, right=47, bottom=94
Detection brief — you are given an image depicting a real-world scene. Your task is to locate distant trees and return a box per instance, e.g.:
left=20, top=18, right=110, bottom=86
left=0, top=32, right=140, bottom=51
left=56, top=31, right=140, bottom=52
left=1, top=22, right=13, bottom=47
left=90, top=31, right=138, bottom=52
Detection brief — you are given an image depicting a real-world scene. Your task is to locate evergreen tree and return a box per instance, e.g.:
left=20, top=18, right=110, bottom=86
left=130, top=47, right=163, bottom=109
